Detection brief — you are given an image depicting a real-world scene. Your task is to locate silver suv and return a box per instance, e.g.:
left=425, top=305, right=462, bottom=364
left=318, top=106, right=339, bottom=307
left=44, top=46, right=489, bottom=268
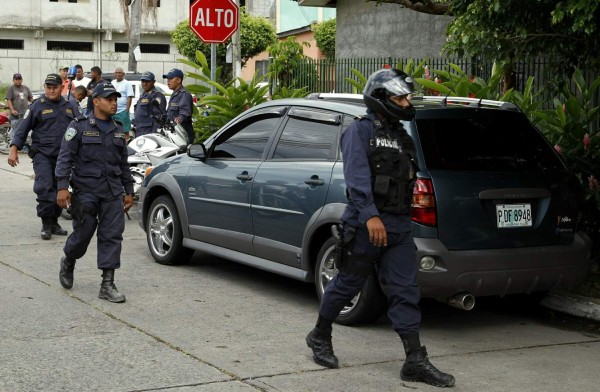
left=138, top=94, right=592, bottom=325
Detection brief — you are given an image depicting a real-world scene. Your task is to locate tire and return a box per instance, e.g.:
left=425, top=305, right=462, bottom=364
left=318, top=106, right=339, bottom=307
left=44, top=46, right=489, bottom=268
left=146, top=195, right=194, bottom=265
left=315, top=237, right=387, bottom=325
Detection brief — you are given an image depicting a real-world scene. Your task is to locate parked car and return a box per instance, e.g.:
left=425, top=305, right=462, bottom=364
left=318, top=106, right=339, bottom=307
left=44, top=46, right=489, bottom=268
left=137, top=94, right=592, bottom=325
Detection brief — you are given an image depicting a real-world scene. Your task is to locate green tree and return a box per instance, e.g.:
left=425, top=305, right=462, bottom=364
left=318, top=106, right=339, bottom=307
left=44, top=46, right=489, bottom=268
left=268, top=36, right=311, bottom=90
left=312, top=18, right=336, bottom=58
left=171, top=7, right=276, bottom=82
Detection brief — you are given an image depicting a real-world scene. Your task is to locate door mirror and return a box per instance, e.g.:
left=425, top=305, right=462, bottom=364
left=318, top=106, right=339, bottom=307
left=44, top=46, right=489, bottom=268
left=187, top=143, right=207, bottom=160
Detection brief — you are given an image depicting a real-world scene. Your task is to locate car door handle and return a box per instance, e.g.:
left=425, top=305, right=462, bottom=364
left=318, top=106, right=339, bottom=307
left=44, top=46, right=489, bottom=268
left=304, top=175, right=324, bottom=186
left=236, top=171, right=253, bottom=181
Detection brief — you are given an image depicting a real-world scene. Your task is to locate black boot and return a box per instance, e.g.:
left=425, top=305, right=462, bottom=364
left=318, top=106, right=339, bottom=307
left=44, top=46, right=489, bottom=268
left=41, top=218, right=52, bottom=240
left=400, top=334, right=455, bottom=388
left=59, top=256, right=76, bottom=289
left=98, top=269, right=126, bottom=303
left=51, top=217, right=68, bottom=236
left=306, top=325, right=339, bottom=369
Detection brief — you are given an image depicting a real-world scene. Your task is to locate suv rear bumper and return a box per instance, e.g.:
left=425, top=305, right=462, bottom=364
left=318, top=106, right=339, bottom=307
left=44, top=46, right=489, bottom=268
left=415, top=232, right=592, bottom=298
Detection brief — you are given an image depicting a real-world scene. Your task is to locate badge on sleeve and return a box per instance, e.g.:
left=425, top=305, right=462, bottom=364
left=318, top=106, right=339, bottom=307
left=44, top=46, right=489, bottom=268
left=65, top=127, right=77, bottom=141
left=23, top=109, right=30, bottom=120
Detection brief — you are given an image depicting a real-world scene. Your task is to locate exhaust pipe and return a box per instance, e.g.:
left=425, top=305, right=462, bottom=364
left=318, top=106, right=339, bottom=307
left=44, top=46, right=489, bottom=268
left=446, top=292, right=475, bottom=311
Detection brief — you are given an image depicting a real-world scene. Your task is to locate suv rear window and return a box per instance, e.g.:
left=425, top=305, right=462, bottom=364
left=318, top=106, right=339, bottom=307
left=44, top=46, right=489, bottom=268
left=416, top=110, right=564, bottom=173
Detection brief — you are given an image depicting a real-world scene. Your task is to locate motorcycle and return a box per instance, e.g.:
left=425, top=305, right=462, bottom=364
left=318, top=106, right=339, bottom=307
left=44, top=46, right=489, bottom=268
left=127, top=113, right=189, bottom=197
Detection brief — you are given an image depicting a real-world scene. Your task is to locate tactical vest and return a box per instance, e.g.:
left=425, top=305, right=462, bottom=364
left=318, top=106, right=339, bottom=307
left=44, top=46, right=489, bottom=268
left=367, top=117, right=417, bottom=215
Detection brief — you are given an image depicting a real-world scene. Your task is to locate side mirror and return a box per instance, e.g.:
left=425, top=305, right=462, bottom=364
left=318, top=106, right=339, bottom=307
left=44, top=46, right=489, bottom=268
left=187, top=143, right=207, bottom=160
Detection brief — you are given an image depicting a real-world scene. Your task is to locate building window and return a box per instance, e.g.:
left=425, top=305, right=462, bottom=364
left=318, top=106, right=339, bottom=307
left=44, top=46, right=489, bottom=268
left=47, top=41, right=93, bottom=52
left=255, top=60, right=269, bottom=78
left=0, top=39, right=24, bottom=49
left=115, top=43, right=170, bottom=54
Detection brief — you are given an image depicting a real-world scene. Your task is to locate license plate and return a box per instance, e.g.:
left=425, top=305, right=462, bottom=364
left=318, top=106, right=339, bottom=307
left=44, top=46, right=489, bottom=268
left=496, top=203, right=532, bottom=228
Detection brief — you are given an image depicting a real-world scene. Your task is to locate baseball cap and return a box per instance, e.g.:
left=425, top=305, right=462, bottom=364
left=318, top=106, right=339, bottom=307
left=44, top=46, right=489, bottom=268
left=162, top=68, right=184, bottom=79
left=92, top=84, right=122, bottom=98
left=13, top=73, right=22, bottom=80
left=44, top=73, right=62, bottom=86
left=59, top=64, right=69, bottom=70
left=140, top=71, right=155, bottom=81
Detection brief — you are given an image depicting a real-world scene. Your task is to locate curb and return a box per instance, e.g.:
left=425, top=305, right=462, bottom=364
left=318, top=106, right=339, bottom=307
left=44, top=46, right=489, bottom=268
left=540, top=292, right=600, bottom=322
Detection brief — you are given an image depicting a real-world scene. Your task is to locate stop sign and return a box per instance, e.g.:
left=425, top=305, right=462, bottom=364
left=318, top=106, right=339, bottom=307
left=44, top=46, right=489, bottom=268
left=190, top=0, right=239, bottom=44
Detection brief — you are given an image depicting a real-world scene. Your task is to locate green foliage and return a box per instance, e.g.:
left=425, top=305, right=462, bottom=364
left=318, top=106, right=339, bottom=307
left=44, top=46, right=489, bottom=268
left=312, top=18, right=336, bottom=58
left=415, top=61, right=514, bottom=101
left=535, top=69, right=600, bottom=209
left=182, top=51, right=270, bottom=141
left=268, top=36, right=311, bottom=91
left=171, top=7, right=276, bottom=83
left=445, top=0, right=600, bottom=82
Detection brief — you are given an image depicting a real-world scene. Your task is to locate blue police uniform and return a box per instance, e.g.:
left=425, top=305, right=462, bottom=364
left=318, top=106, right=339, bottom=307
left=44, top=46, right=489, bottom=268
left=55, top=114, right=134, bottom=270
left=166, top=87, right=194, bottom=143
left=11, top=95, right=78, bottom=221
left=133, top=88, right=167, bottom=137
left=319, top=111, right=421, bottom=335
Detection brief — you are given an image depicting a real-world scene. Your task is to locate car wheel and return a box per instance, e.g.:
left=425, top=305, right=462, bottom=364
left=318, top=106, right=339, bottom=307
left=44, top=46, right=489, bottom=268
left=146, top=195, right=194, bottom=265
left=315, top=237, right=387, bottom=325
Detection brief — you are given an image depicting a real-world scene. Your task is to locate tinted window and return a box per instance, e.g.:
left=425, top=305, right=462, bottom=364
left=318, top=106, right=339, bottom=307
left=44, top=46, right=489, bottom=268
left=273, top=117, right=339, bottom=159
left=211, top=117, right=280, bottom=159
left=416, top=111, right=564, bottom=172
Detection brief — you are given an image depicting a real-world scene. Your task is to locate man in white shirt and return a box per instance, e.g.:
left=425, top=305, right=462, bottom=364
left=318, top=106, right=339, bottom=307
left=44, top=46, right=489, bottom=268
left=111, top=66, right=135, bottom=141
left=72, top=64, right=91, bottom=109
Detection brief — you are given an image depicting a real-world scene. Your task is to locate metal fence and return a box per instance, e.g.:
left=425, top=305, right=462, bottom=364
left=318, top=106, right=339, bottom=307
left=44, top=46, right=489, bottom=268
left=293, top=56, right=597, bottom=102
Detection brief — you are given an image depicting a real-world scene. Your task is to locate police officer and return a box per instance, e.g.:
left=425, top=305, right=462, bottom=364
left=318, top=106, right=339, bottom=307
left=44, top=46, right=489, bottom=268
left=305, top=69, right=455, bottom=388
left=162, top=68, right=194, bottom=143
left=7, top=73, right=78, bottom=239
left=133, top=71, right=167, bottom=137
left=55, top=84, right=135, bottom=303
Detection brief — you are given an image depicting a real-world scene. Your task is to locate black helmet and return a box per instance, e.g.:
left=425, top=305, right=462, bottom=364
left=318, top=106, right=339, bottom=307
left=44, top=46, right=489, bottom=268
left=363, top=68, right=416, bottom=121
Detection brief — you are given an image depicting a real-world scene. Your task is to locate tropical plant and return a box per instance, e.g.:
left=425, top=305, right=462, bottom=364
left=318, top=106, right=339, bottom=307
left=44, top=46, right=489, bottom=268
left=535, top=69, right=600, bottom=212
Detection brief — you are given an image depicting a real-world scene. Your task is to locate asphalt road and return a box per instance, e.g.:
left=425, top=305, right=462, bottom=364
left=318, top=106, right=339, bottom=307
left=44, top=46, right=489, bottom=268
left=1, top=156, right=600, bottom=392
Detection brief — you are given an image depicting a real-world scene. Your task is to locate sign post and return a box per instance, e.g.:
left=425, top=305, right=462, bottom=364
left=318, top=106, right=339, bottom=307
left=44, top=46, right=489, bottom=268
left=189, top=0, right=239, bottom=93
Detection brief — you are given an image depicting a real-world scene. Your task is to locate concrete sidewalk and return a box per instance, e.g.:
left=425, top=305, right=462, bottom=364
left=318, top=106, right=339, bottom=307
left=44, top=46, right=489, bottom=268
left=2, top=154, right=600, bottom=392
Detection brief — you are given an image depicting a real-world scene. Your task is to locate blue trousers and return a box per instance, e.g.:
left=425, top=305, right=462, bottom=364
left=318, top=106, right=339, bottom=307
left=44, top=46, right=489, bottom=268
left=63, top=190, right=125, bottom=270
left=32, top=153, right=62, bottom=220
left=319, top=226, right=422, bottom=335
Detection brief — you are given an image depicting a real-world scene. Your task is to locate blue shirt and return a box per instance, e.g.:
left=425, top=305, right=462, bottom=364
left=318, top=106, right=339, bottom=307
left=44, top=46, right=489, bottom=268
left=340, top=111, right=413, bottom=233
left=11, top=95, right=78, bottom=158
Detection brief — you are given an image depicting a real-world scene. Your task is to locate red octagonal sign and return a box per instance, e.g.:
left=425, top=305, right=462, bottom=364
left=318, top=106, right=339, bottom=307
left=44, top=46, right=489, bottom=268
left=190, top=0, right=239, bottom=44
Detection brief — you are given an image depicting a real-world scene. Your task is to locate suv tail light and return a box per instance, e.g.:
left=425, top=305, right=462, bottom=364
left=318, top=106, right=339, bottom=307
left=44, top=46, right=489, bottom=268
left=412, top=178, right=437, bottom=227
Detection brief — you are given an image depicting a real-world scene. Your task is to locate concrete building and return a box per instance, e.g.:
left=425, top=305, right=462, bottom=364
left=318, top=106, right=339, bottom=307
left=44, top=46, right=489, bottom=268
left=298, top=0, right=451, bottom=59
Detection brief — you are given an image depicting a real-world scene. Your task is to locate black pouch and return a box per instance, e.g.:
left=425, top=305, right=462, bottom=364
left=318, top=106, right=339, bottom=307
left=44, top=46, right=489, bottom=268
left=26, top=144, right=38, bottom=160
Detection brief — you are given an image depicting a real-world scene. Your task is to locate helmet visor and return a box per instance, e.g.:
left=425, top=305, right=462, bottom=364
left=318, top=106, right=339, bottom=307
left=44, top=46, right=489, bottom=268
left=382, top=75, right=414, bottom=97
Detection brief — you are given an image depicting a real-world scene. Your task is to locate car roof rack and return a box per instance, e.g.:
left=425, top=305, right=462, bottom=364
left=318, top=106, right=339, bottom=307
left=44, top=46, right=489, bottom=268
left=417, top=96, right=518, bottom=111
left=306, top=93, right=364, bottom=104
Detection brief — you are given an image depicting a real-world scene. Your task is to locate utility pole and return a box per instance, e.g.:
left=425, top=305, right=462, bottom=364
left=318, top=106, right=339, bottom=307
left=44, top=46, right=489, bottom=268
left=231, top=0, right=241, bottom=84
left=128, top=0, right=141, bottom=72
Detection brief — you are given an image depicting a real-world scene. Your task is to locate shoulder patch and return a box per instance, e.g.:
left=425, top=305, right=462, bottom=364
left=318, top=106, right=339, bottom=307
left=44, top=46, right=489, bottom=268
left=65, top=127, right=77, bottom=141
left=23, top=108, right=31, bottom=120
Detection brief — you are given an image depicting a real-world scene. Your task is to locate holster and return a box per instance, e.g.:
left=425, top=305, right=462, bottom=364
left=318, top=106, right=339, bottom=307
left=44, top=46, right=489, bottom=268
left=26, top=144, right=38, bottom=160
left=69, top=192, right=85, bottom=225
left=331, top=224, right=356, bottom=271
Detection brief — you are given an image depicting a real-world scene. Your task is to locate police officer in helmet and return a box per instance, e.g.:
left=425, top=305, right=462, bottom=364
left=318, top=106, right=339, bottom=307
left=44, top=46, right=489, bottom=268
left=305, top=68, right=455, bottom=388
left=7, top=73, right=77, bottom=239
left=55, top=84, right=135, bottom=303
